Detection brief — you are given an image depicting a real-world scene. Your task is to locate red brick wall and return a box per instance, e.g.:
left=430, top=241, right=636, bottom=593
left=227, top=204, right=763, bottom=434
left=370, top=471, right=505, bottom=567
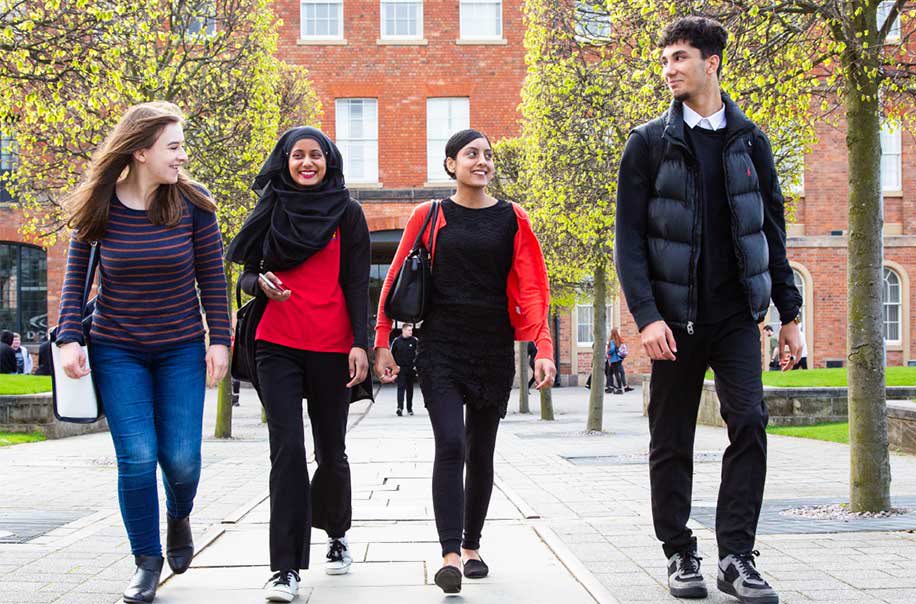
left=0, top=205, right=68, bottom=332
left=273, top=0, right=527, bottom=188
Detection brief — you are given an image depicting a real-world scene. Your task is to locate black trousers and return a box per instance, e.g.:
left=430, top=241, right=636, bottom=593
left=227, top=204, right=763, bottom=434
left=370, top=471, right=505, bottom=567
left=648, top=315, right=768, bottom=559
left=396, top=369, right=415, bottom=412
left=610, top=361, right=627, bottom=389
left=256, top=341, right=352, bottom=571
left=421, top=380, right=502, bottom=557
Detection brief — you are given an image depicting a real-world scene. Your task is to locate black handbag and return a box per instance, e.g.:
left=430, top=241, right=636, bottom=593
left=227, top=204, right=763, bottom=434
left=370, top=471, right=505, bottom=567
left=231, top=278, right=267, bottom=387
left=231, top=276, right=375, bottom=404
left=384, top=201, right=439, bottom=324
left=49, top=241, right=104, bottom=423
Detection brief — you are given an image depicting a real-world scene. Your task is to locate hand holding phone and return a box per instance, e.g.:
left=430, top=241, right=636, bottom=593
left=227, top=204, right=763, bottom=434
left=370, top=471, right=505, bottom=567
left=259, top=272, right=283, bottom=292
left=258, top=272, right=291, bottom=301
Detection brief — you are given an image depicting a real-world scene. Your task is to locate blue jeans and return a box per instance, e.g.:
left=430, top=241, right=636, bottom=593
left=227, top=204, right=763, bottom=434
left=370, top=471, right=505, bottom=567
left=91, top=339, right=206, bottom=557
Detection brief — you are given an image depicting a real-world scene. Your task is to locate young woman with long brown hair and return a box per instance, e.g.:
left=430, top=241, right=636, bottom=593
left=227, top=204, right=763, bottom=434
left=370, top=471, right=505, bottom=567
left=56, top=102, right=230, bottom=603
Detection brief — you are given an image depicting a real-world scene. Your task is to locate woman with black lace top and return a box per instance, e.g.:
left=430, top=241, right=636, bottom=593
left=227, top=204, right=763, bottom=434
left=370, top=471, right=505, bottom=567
left=374, top=129, right=556, bottom=594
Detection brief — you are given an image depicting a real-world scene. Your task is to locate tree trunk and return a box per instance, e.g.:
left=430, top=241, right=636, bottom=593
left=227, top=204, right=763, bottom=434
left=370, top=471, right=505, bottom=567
left=214, top=260, right=235, bottom=438
left=540, top=385, right=555, bottom=421
left=518, top=341, right=530, bottom=414
left=586, top=264, right=607, bottom=432
left=214, top=376, right=233, bottom=438
left=843, top=7, right=891, bottom=512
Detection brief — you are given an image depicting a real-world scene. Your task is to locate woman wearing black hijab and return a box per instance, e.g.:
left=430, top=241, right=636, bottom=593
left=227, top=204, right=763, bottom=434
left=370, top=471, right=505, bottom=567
left=227, top=127, right=370, bottom=602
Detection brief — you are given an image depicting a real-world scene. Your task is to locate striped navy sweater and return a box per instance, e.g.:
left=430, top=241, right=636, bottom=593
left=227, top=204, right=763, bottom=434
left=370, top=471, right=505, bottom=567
left=57, top=196, right=231, bottom=348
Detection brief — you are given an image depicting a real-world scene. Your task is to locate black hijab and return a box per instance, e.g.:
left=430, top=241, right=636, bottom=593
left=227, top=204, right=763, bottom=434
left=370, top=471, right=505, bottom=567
left=227, top=127, right=350, bottom=271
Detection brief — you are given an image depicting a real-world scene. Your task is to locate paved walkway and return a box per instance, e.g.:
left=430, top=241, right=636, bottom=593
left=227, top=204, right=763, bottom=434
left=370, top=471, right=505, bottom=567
left=2, top=382, right=916, bottom=603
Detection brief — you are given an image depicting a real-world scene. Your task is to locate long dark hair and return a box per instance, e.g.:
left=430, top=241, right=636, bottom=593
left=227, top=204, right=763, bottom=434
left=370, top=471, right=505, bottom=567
left=64, top=101, right=216, bottom=242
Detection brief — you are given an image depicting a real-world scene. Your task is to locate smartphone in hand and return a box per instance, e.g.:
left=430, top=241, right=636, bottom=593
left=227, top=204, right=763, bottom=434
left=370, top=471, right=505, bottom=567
left=258, top=273, right=284, bottom=293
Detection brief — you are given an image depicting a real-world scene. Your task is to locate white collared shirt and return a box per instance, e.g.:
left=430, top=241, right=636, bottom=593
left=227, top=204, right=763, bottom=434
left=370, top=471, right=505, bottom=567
left=683, top=102, right=727, bottom=131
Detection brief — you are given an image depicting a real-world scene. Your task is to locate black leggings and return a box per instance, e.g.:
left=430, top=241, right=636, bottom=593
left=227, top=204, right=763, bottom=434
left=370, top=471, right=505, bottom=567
left=423, top=382, right=502, bottom=557
left=256, top=341, right=352, bottom=572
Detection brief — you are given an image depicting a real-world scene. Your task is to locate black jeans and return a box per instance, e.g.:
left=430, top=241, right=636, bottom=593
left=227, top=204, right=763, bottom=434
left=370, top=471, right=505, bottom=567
left=421, top=380, right=502, bottom=557
left=256, top=341, right=352, bottom=571
left=396, top=369, right=415, bottom=412
left=648, top=315, right=768, bottom=559
left=610, top=361, right=627, bottom=389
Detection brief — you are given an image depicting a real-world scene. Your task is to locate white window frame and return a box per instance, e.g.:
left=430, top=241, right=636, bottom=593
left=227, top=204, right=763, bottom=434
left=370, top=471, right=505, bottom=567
left=380, top=0, right=423, bottom=40
left=335, top=99, right=379, bottom=184
left=459, top=0, right=503, bottom=41
left=880, top=120, right=902, bottom=193
left=883, top=267, right=902, bottom=344
left=576, top=304, right=611, bottom=346
left=878, top=1, right=902, bottom=43
left=426, top=98, right=470, bottom=182
left=300, top=0, right=344, bottom=41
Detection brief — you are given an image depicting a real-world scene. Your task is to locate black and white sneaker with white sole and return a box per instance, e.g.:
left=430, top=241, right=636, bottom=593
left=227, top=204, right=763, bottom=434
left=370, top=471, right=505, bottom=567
left=264, top=569, right=299, bottom=602
left=325, top=536, right=352, bottom=575
left=718, top=551, right=779, bottom=604
left=666, top=550, right=708, bottom=598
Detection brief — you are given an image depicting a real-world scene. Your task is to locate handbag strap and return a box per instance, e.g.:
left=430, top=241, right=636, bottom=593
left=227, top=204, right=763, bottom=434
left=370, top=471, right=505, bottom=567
left=81, top=242, right=100, bottom=314
left=410, top=200, right=440, bottom=252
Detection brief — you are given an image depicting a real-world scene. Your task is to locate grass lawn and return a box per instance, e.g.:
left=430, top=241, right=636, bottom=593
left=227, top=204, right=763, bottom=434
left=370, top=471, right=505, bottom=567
left=0, top=431, right=46, bottom=446
left=766, top=422, right=849, bottom=444
left=0, top=374, right=53, bottom=395
left=705, top=366, right=916, bottom=388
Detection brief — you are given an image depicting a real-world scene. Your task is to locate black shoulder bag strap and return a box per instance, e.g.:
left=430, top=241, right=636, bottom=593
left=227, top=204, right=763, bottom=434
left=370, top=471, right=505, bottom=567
left=81, top=242, right=101, bottom=315
left=411, top=200, right=440, bottom=253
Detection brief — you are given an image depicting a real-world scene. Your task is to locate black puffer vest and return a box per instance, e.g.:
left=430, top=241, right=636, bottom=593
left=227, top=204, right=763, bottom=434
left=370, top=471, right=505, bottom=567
left=634, top=96, right=771, bottom=331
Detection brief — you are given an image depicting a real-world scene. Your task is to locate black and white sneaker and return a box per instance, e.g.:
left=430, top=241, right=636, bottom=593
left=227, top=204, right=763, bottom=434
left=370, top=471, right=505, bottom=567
left=666, top=550, right=707, bottom=598
left=264, top=570, right=299, bottom=602
left=325, top=536, right=352, bottom=575
left=718, top=551, right=778, bottom=604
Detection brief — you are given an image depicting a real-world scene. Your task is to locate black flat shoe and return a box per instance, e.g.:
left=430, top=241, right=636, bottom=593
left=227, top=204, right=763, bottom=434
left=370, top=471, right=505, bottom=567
left=463, top=558, right=489, bottom=579
left=166, top=515, right=194, bottom=574
left=434, top=565, right=462, bottom=594
left=123, top=555, right=163, bottom=603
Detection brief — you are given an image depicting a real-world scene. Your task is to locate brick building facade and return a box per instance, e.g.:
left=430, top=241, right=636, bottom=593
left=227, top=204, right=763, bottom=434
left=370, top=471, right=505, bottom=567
left=1, top=1, right=913, bottom=383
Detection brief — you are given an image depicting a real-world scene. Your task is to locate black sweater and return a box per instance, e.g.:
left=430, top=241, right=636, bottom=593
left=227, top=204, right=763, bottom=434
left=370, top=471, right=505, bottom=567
left=239, top=199, right=371, bottom=350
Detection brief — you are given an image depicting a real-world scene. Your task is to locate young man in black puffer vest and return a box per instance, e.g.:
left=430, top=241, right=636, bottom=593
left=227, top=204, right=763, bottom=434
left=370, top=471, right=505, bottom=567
left=615, top=16, right=804, bottom=604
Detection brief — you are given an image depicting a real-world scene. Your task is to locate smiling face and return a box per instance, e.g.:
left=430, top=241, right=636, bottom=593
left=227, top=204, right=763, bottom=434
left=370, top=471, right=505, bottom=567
left=288, top=137, right=327, bottom=187
left=135, top=122, right=188, bottom=185
left=660, top=40, right=719, bottom=103
left=446, top=137, right=494, bottom=188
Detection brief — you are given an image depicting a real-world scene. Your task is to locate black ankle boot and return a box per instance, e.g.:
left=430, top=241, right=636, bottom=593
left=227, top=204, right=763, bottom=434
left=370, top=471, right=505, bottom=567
left=123, top=555, right=163, bottom=603
left=166, top=515, right=194, bottom=574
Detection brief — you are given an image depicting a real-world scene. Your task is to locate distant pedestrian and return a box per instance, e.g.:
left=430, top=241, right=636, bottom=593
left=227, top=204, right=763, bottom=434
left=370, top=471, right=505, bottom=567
left=11, top=333, right=32, bottom=374
left=607, top=328, right=633, bottom=394
left=391, top=323, right=418, bottom=415
left=527, top=341, right=537, bottom=389
left=375, top=129, right=556, bottom=595
left=0, top=331, right=15, bottom=374
left=792, top=328, right=808, bottom=370
left=56, top=102, right=230, bottom=604
left=35, top=339, right=52, bottom=376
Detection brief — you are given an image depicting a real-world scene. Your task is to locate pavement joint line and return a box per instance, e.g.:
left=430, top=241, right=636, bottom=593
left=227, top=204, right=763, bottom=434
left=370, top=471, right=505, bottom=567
left=158, top=524, right=226, bottom=588
left=221, top=489, right=269, bottom=525
left=532, top=522, right=621, bottom=604
left=494, top=475, right=542, bottom=520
